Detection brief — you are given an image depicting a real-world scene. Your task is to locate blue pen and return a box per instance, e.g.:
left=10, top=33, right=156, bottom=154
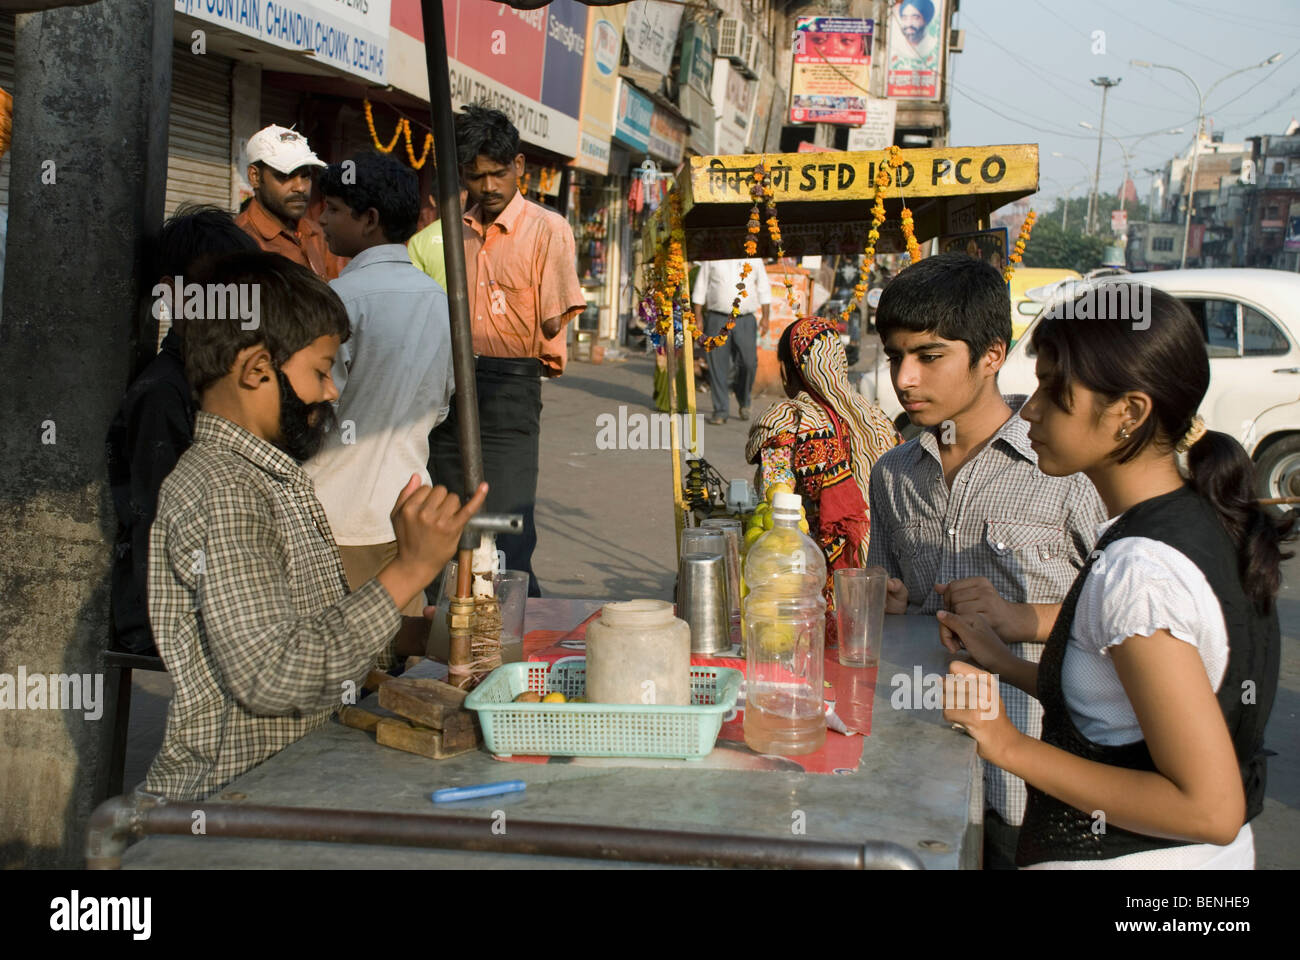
left=432, top=780, right=527, bottom=803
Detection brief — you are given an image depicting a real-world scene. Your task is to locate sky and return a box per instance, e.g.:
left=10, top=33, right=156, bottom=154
left=946, top=0, right=1300, bottom=209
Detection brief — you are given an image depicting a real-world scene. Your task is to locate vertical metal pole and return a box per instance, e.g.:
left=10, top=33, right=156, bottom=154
left=420, top=0, right=482, bottom=512
left=1181, top=109, right=1205, bottom=270
left=420, top=0, right=481, bottom=687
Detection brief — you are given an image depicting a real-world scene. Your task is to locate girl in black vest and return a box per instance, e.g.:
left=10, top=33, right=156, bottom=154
left=939, top=285, right=1291, bottom=868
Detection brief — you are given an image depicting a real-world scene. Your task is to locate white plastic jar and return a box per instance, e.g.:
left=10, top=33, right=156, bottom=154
left=585, top=599, right=691, bottom=706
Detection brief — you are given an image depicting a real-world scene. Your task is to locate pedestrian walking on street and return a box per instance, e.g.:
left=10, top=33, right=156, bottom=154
left=235, top=124, right=339, bottom=281
left=428, top=105, right=585, bottom=597
left=311, top=152, right=455, bottom=617
left=691, top=257, right=771, bottom=424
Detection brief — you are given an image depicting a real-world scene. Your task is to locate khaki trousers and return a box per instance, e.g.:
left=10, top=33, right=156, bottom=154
left=338, top=541, right=424, bottom=616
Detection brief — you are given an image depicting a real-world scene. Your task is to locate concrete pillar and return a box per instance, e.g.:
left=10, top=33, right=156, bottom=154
left=0, top=0, right=171, bottom=867
left=230, top=60, right=262, bottom=210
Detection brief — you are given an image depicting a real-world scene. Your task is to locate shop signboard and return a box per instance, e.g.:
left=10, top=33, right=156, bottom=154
left=575, top=2, right=626, bottom=173
left=690, top=144, right=1037, bottom=204
left=448, top=0, right=585, bottom=157
left=846, top=99, right=897, bottom=152
left=624, top=0, right=684, bottom=75
left=385, top=0, right=585, bottom=157
left=613, top=78, right=653, bottom=154
left=176, top=0, right=392, bottom=83
left=886, top=0, right=945, bottom=100
left=712, top=59, right=756, bottom=157
left=649, top=108, right=688, bottom=166
left=678, top=20, right=715, bottom=99
left=789, top=16, right=873, bottom=125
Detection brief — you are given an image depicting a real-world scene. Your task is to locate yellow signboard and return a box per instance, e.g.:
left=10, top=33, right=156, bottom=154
left=688, top=144, right=1038, bottom=204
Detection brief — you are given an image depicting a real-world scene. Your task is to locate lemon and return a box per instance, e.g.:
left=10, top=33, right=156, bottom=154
left=766, top=482, right=793, bottom=503
left=743, top=526, right=765, bottom=552
left=542, top=692, right=567, bottom=704
left=755, top=622, right=797, bottom=655
left=799, top=519, right=810, bottom=534
left=761, top=511, right=774, bottom=531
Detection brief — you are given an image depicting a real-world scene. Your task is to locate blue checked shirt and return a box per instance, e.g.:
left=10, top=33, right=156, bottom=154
left=866, top=396, right=1107, bottom=825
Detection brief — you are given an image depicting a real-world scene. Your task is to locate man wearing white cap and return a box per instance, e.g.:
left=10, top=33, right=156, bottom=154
left=235, top=124, right=338, bottom=280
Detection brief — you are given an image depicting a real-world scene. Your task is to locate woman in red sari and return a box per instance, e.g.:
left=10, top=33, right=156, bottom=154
left=746, top=317, right=900, bottom=623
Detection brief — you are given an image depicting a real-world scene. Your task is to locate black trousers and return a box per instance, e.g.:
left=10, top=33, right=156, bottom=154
left=983, top=809, right=1021, bottom=870
left=703, top=310, right=757, bottom=418
left=429, top=357, right=542, bottom=597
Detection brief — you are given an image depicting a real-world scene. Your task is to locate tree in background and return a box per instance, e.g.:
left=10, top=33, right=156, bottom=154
left=1023, top=192, right=1153, bottom=272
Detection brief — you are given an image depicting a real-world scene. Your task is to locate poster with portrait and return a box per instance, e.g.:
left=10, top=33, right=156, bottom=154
left=886, top=0, right=944, bottom=100
left=789, top=16, right=873, bottom=125
left=939, top=228, right=1009, bottom=277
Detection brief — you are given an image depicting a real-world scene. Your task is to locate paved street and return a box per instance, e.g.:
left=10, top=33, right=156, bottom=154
left=123, top=349, right=1298, bottom=868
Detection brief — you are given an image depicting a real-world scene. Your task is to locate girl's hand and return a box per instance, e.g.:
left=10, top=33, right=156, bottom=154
left=942, top=661, right=1020, bottom=766
left=935, top=609, right=1010, bottom=671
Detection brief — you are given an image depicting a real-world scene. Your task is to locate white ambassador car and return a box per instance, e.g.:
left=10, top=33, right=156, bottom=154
left=859, top=269, right=1300, bottom=511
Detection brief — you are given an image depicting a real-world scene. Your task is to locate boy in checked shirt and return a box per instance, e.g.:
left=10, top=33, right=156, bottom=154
left=865, top=253, right=1106, bottom=869
left=142, top=252, right=486, bottom=802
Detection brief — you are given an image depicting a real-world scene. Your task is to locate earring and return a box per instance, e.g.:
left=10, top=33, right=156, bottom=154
left=1118, top=421, right=1133, bottom=440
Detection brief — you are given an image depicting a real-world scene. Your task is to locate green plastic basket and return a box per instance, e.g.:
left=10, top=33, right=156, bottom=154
left=464, top=658, right=742, bottom=760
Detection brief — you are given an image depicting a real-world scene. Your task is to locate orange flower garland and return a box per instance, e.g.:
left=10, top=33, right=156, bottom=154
left=1003, top=210, right=1037, bottom=282
left=840, top=146, right=895, bottom=327
left=364, top=100, right=434, bottom=170
left=699, top=166, right=769, bottom=350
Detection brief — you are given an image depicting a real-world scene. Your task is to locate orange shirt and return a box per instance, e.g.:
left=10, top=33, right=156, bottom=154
left=463, top=191, right=586, bottom=377
left=235, top=196, right=339, bottom=281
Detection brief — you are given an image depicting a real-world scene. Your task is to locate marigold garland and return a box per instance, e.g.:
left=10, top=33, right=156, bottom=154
left=364, top=100, right=434, bottom=170
left=840, top=146, right=898, bottom=327
left=1003, top=210, right=1037, bottom=282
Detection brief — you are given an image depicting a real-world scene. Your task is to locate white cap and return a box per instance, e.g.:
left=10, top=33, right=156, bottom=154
left=246, top=125, right=326, bottom=175
left=772, top=492, right=802, bottom=515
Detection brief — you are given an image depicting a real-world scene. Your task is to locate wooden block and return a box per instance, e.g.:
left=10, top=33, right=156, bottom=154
left=363, top=669, right=392, bottom=691
left=338, top=706, right=383, bottom=733
left=375, top=717, right=478, bottom=759
left=378, top=676, right=469, bottom=730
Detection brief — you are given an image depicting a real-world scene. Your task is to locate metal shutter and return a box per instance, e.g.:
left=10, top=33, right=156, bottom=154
left=0, top=13, right=15, bottom=213
left=165, top=45, right=233, bottom=216
left=260, top=84, right=302, bottom=132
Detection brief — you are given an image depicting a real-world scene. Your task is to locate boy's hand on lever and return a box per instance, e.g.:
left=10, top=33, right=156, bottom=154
left=378, top=475, right=489, bottom=612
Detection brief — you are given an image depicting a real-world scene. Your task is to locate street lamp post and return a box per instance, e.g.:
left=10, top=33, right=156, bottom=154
left=1079, top=124, right=1184, bottom=215
left=1051, top=151, right=1093, bottom=232
left=1132, top=53, right=1282, bottom=268
left=1088, top=77, right=1122, bottom=235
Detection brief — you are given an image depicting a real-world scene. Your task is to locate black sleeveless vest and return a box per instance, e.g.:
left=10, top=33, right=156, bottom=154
left=1016, top=485, right=1279, bottom=867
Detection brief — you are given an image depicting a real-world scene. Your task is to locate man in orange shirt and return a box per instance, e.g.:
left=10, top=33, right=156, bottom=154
left=429, top=106, right=585, bottom=597
left=235, top=125, right=338, bottom=281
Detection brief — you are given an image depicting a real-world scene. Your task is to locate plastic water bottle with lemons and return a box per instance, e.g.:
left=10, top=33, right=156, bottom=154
left=741, top=490, right=828, bottom=755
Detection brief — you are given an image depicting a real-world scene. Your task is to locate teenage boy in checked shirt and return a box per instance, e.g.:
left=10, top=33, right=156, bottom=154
left=865, top=253, right=1106, bottom=869
left=142, top=252, right=486, bottom=802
